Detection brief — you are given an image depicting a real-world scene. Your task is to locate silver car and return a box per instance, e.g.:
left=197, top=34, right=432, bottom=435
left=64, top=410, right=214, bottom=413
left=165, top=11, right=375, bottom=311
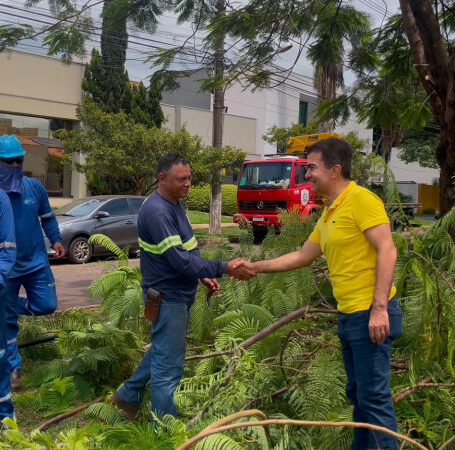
left=45, top=195, right=146, bottom=264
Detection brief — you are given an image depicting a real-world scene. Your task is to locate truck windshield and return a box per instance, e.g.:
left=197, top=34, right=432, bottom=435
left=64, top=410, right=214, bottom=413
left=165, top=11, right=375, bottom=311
left=239, top=162, right=292, bottom=189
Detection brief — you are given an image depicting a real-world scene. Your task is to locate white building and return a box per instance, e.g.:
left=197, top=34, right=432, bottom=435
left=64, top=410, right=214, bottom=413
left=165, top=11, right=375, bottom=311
left=224, top=70, right=372, bottom=157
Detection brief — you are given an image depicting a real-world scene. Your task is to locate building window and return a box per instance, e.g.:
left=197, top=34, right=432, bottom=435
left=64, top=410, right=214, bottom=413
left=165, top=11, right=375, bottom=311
left=299, top=101, right=308, bottom=126
left=0, top=113, right=51, bottom=138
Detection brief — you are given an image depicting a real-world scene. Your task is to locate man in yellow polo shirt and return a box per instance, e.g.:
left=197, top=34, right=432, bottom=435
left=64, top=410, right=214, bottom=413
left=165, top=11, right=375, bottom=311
left=234, top=138, right=402, bottom=450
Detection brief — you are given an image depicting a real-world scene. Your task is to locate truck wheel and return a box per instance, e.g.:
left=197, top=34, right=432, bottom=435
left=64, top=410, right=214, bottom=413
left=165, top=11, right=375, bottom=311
left=68, top=237, right=92, bottom=264
left=253, top=226, right=268, bottom=244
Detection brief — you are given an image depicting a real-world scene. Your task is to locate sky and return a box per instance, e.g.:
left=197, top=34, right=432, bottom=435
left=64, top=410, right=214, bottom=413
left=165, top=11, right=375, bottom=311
left=0, top=0, right=402, bottom=84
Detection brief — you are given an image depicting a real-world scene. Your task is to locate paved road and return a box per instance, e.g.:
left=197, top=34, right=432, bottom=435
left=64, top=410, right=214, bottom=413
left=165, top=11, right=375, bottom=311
left=46, top=258, right=140, bottom=311
left=39, top=221, right=240, bottom=311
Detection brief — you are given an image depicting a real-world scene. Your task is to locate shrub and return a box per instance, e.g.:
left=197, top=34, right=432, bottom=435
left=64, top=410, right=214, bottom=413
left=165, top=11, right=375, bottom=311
left=185, top=185, right=210, bottom=212
left=221, top=184, right=238, bottom=215
left=185, top=184, right=237, bottom=215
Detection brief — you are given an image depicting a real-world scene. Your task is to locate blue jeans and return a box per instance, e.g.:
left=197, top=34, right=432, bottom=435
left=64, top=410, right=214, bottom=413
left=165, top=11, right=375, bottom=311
left=0, top=288, right=14, bottom=419
left=5, top=266, right=58, bottom=371
left=338, top=297, right=402, bottom=450
left=117, top=300, right=191, bottom=418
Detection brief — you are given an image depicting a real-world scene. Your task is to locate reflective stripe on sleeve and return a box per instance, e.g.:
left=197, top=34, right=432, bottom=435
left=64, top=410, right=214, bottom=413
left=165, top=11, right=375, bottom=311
left=39, top=211, right=55, bottom=219
left=182, top=236, right=197, bottom=251
left=138, top=235, right=183, bottom=255
left=0, top=242, right=16, bottom=249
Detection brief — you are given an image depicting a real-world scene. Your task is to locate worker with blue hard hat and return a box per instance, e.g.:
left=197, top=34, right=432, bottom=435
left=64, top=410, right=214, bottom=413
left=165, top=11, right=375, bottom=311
left=0, top=135, right=65, bottom=394
left=0, top=186, right=16, bottom=426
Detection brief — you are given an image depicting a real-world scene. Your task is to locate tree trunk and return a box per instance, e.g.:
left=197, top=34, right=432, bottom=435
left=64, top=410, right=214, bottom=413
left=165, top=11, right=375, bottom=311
left=209, top=0, right=225, bottom=236
left=210, top=180, right=222, bottom=236
left=381, top=125, right=402, bottom=163
left=436, top=137, right=455, bottom=216
left=381, top=129, right=392, bottom=163
left=399, top=0, right=455, bottom=220
left=319, top=68, right=331, bottom=132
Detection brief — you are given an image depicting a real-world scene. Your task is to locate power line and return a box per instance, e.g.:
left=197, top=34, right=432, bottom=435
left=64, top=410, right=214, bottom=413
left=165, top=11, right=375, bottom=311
left=0, top=4, right=206, bottom=58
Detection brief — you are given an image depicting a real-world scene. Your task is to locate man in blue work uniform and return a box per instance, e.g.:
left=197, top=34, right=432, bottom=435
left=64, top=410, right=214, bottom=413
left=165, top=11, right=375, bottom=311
left=112, top=153, right=255, bottom=420
left=0, top=135, right=65, bottom=390
left=0, top=188, right=16, bottom=424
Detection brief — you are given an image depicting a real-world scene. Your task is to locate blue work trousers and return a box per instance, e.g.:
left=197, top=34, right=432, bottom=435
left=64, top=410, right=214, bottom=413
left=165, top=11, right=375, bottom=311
left=338, top=297, right=403, bottom=450
left=5, top=266, right=57, bottom=371
left=0, top=288, right=14, bottom=419
left=118, top=300, right=191, bottom=418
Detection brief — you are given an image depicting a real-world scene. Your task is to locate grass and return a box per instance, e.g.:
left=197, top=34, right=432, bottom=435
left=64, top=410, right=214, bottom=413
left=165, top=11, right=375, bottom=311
left=193, top=226, right=243, bottom=240
left=409, top=215, right=434, bottom=228
left=187, top=210, right=233, bottom=224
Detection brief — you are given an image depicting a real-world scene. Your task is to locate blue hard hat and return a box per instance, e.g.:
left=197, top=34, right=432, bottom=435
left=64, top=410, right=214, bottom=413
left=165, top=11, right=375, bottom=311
left=0, top=135, right=26, bottom=158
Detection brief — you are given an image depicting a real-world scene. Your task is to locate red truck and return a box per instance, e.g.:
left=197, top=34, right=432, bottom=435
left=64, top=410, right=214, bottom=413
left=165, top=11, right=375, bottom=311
left=233, top=154, right=317, bottom=243
left=233, top=132, right=420, bottom=242
left=232, top=133, right=339, bottom=243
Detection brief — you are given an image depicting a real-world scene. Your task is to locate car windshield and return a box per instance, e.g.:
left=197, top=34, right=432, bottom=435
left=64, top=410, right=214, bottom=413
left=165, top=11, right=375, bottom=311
left=56, top=199, right=103, bottom=217
left=239, top=162, right=292, bottom=189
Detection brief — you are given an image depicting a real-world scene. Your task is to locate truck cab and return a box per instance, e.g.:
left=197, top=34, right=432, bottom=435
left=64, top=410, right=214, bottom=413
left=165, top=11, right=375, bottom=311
left=234, top=132, right=341, bottom=243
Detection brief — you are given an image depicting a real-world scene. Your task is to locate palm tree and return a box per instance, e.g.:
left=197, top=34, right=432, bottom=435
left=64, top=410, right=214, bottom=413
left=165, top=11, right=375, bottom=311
left=306, top=1, right=370, bottom=131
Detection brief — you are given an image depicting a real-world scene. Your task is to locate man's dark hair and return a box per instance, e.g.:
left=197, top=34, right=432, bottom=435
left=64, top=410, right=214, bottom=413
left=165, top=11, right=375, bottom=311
left=307, top=138, right=352, bottom=179
left=157, top=153, right=189, bottom=174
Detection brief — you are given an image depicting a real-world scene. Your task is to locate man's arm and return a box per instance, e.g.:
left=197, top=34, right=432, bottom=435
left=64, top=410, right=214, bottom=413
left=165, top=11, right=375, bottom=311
left=34, top=180, right=65, bottom=257
left=143, top=214, right=254, bottom=280
left=233, top=239, right=322, bottom=273
left=364, top=223, right=397, bottom=344
left=0, top=193, right=16, bottom=291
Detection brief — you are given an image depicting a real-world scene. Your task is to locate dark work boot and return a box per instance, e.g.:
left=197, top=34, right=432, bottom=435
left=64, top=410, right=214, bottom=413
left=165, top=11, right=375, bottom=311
left=111, top=391, right=138, bottom=420
left=10, top=370, right=21, bottom=391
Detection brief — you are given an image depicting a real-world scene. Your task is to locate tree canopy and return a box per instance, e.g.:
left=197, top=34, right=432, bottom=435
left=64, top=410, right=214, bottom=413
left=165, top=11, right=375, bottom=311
left=55, top=100, right=244, bottom=196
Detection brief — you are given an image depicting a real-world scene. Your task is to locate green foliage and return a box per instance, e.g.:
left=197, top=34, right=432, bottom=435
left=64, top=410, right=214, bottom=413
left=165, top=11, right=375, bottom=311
left=314, top=14, right=434, bottom=160
left=88, top=234, right=129, bottom=264
left=262, top=122, right=319, bottom=152
left=100, top=0, right=128, bottom=114
left=42, top=16, right=94, bottom=64
left=0, top=24, right=34, bottom=50
left=81, top=48, right=108, bottom=111
left=55, top=100, right=244, bottom=197
left=4, top=184, right=455, bottom=449
left=398, top=129, right=439, bottom=169
left=38, top=376, right=77, bottom=417
left=185, top=184, right=238, bottom=215
left=82, top=48, right=164, bottom=132
left=54, top=100, right=203, bottom=195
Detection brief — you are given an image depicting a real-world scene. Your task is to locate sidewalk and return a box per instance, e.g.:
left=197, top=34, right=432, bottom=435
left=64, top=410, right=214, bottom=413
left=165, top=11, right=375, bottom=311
left=49, top=197, right=73, bottom=209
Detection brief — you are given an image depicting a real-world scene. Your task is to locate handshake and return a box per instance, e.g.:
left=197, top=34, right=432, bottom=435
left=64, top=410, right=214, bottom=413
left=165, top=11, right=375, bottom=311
left=227, top=258, right=257, bottom=281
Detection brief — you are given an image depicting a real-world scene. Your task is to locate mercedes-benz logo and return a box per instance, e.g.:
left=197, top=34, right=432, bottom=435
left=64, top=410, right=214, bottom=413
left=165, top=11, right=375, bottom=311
left=257, top=201, right=264, bottom=209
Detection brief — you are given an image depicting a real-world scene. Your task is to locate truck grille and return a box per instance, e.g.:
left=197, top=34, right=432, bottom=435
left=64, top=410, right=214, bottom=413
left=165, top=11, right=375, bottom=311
left=239, top=200, right=287, bottom=211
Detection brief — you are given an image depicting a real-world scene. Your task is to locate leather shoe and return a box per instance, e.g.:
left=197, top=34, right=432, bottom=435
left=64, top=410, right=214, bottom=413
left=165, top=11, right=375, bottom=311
left=110, top=391, right=138, bottom=420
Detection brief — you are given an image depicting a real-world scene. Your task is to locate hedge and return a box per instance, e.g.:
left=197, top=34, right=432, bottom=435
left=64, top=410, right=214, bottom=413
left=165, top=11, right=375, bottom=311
left=185, top=184, right=237, bottom=216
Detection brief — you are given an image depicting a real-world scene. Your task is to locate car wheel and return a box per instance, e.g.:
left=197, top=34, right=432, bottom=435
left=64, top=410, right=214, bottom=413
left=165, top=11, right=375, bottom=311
left=68, top=237, right=92, bottom=264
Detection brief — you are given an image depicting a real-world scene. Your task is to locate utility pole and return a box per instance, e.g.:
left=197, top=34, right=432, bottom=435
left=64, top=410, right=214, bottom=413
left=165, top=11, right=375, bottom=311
left=209, top=0, right=225, bottom=235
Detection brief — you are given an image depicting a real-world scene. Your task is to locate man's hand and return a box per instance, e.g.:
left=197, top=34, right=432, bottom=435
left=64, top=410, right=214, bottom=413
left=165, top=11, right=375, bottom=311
left=228, top=258, right=256, bottom=281
left=52, top=242, right=65, bottom=259
left=369, top=306, right=390, bottom=344
left=200, top=278, right=220, bottom=297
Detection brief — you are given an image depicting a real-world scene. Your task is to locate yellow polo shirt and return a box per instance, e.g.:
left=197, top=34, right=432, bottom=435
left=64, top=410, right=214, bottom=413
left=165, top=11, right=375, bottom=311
left=308, top=181, right=396, bottom=313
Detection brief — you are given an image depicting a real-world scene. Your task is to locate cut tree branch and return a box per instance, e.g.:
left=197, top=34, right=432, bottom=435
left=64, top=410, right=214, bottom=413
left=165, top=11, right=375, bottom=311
left=178, top=419, right=429, bottom=450
left=240, top=383, right=297, bottom=411
left=392, top=377, right=455, bottom=403
left=185, top=306, right=336, bottom=362
left=38, top=397, right=103, bottom=431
